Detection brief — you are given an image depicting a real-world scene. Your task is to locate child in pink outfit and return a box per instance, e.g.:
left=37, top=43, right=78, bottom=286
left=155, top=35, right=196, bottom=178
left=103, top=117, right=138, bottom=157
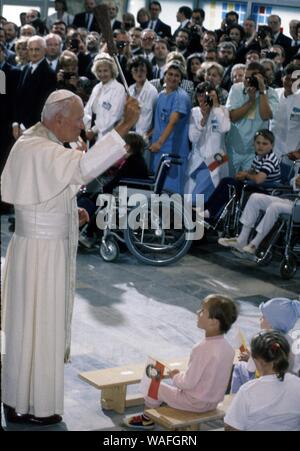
left=124, top=294, right=238, bottom=429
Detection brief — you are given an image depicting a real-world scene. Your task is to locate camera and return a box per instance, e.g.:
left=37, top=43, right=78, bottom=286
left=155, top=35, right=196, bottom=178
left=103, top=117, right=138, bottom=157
left=247, top=74, right=259, bottom=90
left=205, top=92, right=213, bottom=107
left=257, top=26, right=271, bottom=40
left=63, top=72, right=76, bottom=80
left=70, top=38, right=79, bottom=51
left=265, top=51, right=278, bottom=60
left=116, top=41, right=128, bottom=49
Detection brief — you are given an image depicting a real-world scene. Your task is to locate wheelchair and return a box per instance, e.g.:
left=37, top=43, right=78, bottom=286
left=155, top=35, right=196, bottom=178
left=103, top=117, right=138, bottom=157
left=228, top=159, right=300, bottom=279
left=254, top=193, right=300, bottom=280
left=95, top=154, right=194, bottom=266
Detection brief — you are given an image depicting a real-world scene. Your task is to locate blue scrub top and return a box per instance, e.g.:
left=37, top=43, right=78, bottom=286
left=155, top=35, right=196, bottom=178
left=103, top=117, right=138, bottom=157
left=150, top=87, right=191, bottom=194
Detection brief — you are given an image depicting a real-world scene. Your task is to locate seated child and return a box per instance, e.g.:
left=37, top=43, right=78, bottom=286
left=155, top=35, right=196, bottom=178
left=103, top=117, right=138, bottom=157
left=218, top=162, right=300, bottom=254
left=225, top=330, right=300, bottom=431
left=231, top=297, right=300, bottom=394
left=123, top=294, right=238, bottom=430
left=203, top=129, right=281, bottom=221
left=78, top=132, right=149, bottom=247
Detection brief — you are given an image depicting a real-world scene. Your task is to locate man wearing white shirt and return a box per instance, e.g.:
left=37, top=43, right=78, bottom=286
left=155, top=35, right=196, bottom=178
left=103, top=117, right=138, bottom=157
left=271, top=63, right=300, bottom=158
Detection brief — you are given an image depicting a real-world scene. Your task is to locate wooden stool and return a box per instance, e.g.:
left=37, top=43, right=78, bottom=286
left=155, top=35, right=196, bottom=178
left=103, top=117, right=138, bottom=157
left=144, top=395, right=233, bottom=431
left=79, top=358, right=188, bottom=414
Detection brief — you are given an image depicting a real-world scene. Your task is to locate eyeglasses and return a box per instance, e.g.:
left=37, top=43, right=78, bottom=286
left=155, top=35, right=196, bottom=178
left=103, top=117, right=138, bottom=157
left=142, top=37, right=155, bottom=41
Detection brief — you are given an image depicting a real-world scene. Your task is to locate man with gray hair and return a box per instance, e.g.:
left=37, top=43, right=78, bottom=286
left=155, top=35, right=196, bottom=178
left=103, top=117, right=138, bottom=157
left=12, top=36, right=57, bottom=140
left=217, top=41, right=236, bottom=91
left=1, top=90, right=140, bottom=425
left=45, top=33, right=62, bottom=72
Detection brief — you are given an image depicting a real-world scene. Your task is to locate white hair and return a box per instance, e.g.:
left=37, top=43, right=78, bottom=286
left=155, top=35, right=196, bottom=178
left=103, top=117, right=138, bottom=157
left=92, top=52, right=118, bottom=79
left=41, top=94, right=83, bottom=122
left=231, top=63, right=246, bottom=81
left=28, top=36, right=46, bottom=49
left=45, top=33, right=62, bottom=45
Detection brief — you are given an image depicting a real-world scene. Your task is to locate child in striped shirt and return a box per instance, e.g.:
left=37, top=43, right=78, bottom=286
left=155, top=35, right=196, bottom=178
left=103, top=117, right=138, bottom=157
left=203, top=129, right=281, bottom=220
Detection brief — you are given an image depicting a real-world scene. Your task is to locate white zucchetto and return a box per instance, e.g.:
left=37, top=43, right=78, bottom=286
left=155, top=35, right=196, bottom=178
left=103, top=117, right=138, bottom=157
left=45, top=89, right=77, bottom=105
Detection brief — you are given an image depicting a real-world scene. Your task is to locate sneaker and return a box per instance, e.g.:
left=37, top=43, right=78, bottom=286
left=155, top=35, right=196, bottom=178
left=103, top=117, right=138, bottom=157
left=78, top=235, right=96, bottom=249
left=218, top=237, right=241, bottom=249
left=123, top=414, right=155, bottom=430
left=242, top=244, right=257, bottom=255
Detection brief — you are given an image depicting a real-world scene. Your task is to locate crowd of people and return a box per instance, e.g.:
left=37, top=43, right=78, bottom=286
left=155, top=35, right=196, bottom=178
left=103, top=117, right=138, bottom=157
left=1, top=0, right=300, bottom=184
left=1, top=0, right=300, bottom=431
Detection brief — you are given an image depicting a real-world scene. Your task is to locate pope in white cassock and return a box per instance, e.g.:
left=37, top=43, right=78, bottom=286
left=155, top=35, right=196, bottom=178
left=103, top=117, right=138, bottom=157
left=1, top=90, right=140, bottom=425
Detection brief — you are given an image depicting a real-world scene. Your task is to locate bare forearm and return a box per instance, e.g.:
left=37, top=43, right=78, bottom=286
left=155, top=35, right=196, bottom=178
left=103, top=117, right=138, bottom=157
left=114, top=120, right=135, bottom=139
left=158, top=121, right=177, bottom=145
left=230, top=100, right=255, bottom=123
left=259, top=94, right=272, bottom=120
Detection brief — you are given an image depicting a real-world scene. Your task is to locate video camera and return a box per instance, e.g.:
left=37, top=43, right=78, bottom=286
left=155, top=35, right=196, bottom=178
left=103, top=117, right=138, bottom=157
left=246, top=74, right=259, bottom=90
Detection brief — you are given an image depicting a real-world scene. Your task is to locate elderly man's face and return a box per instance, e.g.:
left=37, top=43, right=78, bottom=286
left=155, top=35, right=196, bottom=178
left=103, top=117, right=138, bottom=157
left=58, top=99, right=84, bottom=142
left=21, top=25, right=35, bottom=37
left=268, top=15, right=281, bottom=33
left=141, top=31, right=156, bottom=50
left=46, top=37, right=61, bottom=58
left=28, top=40, right=45, bottom=63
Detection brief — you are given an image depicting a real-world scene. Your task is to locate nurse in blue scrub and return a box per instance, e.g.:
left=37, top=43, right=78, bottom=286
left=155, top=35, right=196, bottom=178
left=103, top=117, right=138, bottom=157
left=149, top=60, right=191, bottom=194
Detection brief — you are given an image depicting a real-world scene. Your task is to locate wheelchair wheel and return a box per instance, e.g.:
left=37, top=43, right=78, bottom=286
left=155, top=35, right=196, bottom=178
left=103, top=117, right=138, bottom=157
left=280, top=255, right=297, bottom=280
left=99, top=238, right=119, bottom=262
left=124, top=199, right=193, bottom=266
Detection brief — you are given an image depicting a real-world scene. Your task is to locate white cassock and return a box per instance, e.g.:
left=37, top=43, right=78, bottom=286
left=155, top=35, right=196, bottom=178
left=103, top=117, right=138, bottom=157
left=1, top=122, right=126, bottom=417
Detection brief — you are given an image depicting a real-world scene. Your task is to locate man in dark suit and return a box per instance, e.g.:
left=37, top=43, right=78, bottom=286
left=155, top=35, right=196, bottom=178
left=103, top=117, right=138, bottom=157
left=45, top=33, right=62, bottom=73
left=268, top=15, right=292, bottom=54
left=173, top=6, right=192, bottom=39
left=148, top=1, right=172, bottom=39
left=107, top=1, right=122, bottom=31
left=0, top=43, right=21, bottom=175
left=13, top=36, right=57, bottom=139
left=72, top=0, right=100, bottom=33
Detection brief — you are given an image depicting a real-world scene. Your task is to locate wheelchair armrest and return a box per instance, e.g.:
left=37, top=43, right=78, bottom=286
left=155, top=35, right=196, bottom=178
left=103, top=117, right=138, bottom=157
left=118, top=177, right=155, bottom=190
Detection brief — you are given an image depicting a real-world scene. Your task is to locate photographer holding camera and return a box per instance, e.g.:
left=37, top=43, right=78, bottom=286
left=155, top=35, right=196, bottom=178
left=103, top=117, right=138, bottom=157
left=225, top=62, right=279, bottom=173
left=57, top=50, right=91, bottom=104
left=185, top=81, right=230, bottom=204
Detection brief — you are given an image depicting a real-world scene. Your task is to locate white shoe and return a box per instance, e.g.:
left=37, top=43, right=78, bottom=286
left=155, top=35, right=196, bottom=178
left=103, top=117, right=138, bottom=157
left=218, top=237, right=244, bottom=251
left=242, top=244, right=257, bottom=255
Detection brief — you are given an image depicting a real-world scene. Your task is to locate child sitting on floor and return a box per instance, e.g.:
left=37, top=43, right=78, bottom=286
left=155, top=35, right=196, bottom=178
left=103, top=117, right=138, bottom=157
left=231, top=297, right=300, bottom=394
left=123, top=294, right=238, bottom=430
left=225, top=330, right=300, bottom=431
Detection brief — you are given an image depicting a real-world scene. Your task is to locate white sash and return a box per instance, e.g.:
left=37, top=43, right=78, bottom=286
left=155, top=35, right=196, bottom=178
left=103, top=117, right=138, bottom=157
left=15, top=209, right=69, bottom=240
